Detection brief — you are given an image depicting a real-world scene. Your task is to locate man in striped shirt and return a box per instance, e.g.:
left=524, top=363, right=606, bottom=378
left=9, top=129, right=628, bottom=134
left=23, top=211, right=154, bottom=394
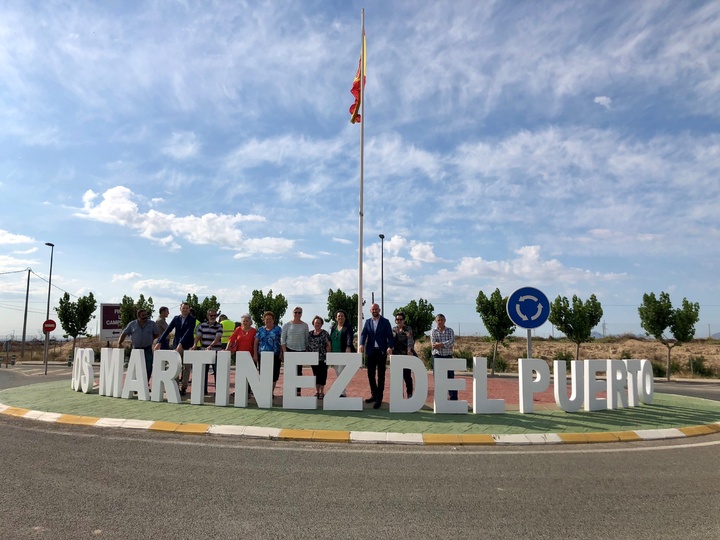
left=192, top=310, right=224, bottom=395
left=431, top=314, right=457, bottom=400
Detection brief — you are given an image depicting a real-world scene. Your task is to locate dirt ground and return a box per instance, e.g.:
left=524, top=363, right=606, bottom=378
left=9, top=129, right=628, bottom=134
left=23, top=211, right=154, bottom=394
left=7, top=334, right=720, bottom=378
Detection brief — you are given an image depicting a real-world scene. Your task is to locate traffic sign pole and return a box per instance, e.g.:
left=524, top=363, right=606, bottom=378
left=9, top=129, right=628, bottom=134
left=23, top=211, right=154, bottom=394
left=42, top=319, right=57, bottom=375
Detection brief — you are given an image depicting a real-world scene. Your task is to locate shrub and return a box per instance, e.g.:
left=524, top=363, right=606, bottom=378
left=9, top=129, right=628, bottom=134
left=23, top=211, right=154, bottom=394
left=651, top=359, right=681, bottom=378
left=553, top=350, right=574, bottom=362
left=419, top=346, right=434, bottom=369
left=688, top=355, right=714, bottom=377
left=620, top=350, right=632, bottom=359
left=492, top=355, right=508, bottom=373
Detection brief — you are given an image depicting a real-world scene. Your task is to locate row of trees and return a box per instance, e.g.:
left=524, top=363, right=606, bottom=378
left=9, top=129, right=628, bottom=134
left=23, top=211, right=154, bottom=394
left=54, top=287, right=700, bottom=382
left=475, top=288, right=699, bottom=381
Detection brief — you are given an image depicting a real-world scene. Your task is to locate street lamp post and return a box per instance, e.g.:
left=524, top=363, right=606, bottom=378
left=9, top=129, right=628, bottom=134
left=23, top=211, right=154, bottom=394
left=43, top=242, right=54, bottom=375
left=379, top=234, right=385, bottom=314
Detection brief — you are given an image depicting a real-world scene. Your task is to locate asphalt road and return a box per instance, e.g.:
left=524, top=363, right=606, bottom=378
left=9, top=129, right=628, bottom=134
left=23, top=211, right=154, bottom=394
left=1, top=367, right=719, bottom=539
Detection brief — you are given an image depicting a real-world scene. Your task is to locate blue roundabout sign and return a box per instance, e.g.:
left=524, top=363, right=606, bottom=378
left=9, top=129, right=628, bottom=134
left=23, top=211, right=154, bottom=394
left=506, top=287, right=551, bottom=329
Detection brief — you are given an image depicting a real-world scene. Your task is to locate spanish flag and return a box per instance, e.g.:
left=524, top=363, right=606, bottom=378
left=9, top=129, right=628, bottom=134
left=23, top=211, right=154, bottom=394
left=349, top=32, right=366, bottom=124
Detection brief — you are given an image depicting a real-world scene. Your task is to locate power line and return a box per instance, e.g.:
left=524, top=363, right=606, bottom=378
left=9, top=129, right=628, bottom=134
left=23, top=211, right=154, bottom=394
left=29, top=270, right=78, bottom=299
left=0, top=267, right=31, bottom=276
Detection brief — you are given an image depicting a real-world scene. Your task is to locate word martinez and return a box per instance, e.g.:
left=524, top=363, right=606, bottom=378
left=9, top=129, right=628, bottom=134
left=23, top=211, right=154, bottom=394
left=70, top=349, right=654, bottom=414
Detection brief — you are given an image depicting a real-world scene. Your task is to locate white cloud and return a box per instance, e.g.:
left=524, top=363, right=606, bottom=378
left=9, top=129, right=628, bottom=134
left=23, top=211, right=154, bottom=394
left=594, top=96, right=612, bottom=109
left=162, top=131, right=200, bottom=160
left=13, top=247, right=38, bottom=255
left=0, top=229, right=35, bottom=244
left=75, top=186, right=286, bottom=256
left=112, top=272, right=142, bottom=281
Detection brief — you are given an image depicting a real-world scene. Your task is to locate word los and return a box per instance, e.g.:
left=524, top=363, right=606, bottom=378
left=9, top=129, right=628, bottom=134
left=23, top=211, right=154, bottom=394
left=70, top=349, right=654, bottom=415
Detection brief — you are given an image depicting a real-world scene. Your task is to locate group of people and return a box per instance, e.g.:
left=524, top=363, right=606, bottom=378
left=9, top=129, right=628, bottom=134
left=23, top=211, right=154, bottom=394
left=118, top=301, right=457, bottom=405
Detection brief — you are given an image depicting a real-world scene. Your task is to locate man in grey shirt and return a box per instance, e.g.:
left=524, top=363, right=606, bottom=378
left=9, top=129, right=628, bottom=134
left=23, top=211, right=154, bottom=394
left=281, top=306, right=309, bottom=396
left=155, top=306, right=170, bottom=349
left=118, top=308, right=159, bottom=381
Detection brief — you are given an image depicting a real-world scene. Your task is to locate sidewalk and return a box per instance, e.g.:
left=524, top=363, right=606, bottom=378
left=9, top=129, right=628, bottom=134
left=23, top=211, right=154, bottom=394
left=1, top=367, right=719, bottom=445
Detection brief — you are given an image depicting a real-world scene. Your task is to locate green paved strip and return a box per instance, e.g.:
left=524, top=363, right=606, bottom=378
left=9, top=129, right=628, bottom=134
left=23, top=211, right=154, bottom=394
left=2, top=381, right=720, bottom=435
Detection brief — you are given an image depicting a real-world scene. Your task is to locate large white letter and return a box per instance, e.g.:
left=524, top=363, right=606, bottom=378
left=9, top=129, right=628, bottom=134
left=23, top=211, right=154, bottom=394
left=214, top=351, right=231, bottom=407
left=639, top=359, right=654, bottom=404
left=389, top=354, right=428, bottom=413
left=553, top=360, right=584, bottom=413
left=472, top=357, right=505, bottom=414
left=121, top=349, right=149, bottom=400
left=584, top=359, right=607, bottom=411
left=151, top=351, right=182, bottom=403
left=607, top=359, right=628, bottom=410
left=183, top=350, right=216, bottom=405
left=235, top=351, right=274, bottom=409
left=624, top=359, right=642, bottom=407
left=282, top=352, right=319, bottom=410
left=324, top=353, right=362, bottom=411
left=99, top=348, right=124, bottom=397
left=518, top=358, right=550, bottom=414
left=434, top=357, right=467, bottom=414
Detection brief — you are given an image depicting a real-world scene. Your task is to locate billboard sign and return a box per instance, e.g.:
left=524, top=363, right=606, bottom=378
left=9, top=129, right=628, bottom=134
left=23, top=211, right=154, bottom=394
left=100, top=304, right=122, bottom=342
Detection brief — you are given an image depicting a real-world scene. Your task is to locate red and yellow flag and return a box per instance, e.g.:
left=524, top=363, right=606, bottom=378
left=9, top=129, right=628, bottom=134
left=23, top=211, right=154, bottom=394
left=349, top=32, right=366, bottom=124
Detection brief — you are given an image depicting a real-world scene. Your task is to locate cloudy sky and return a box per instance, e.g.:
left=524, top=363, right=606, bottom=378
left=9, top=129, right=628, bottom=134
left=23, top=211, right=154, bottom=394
left=1, top=0, right=719, bottom=340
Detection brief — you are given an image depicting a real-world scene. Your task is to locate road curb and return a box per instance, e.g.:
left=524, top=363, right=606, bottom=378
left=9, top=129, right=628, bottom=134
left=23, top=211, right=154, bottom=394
left=2, top=402, right=719, bottom=445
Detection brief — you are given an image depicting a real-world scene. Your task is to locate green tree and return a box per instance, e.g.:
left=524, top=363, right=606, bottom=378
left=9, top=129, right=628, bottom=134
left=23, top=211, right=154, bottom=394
left=119, top=294, right=154, bottom=328
left=326, top=288, right=363, bottom=333
left=55, top=292, right=98, bottom=363
left=638, top=292, right=700, bottom=381
left=548, top=294, right=603, bottom=360
left=392, top=298, right=435, bottom=345
left=476, top=288, right=516, bottom=376
left=248, top=289, right=288, bottom=328
left=185, top=293, right=220, bottom=324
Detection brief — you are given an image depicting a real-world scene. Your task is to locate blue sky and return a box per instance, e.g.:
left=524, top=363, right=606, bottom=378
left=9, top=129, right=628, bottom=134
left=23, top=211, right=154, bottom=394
left=1, top=0, right=719, bottom=340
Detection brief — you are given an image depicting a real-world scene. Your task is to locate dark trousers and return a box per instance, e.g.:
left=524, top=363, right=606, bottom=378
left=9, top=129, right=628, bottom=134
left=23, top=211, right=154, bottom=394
left=204, top=361, right=217, bottom=395
left=142, top=347, right=154, bottom=380
left=403, top=368, right=414, bottom=397
left=311, top=361, right=328, bottom=386
left=366, top=350, right=387, bottom=401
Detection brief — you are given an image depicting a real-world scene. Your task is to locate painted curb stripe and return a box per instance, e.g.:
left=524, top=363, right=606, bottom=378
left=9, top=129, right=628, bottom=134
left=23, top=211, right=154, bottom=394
left=1, top=401, right=718, bottom=446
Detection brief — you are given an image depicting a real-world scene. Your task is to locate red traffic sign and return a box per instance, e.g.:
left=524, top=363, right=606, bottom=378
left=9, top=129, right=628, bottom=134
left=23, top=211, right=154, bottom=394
left=43, top=319, right=57, bottom=333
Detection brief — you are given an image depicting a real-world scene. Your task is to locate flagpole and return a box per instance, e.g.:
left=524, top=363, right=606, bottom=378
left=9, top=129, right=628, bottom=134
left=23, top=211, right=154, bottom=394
left=357, top=8, right=365, bottom=336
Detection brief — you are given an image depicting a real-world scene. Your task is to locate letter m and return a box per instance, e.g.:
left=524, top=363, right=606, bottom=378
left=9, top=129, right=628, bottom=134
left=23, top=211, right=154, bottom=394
left=99, top=348, right=124, bottom=397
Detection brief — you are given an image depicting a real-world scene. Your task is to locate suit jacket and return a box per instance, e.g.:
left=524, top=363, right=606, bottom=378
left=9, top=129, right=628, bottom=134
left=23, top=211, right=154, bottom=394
left=158, top=314, right=197, bottom=350
left=360, top=316, right=394, bottom=354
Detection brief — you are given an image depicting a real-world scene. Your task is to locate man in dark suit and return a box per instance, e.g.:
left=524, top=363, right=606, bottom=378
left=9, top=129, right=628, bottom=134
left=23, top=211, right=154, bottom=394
left=359, top=303, right=394, bottom=409
left=154, top=302, right=197, bottom=395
